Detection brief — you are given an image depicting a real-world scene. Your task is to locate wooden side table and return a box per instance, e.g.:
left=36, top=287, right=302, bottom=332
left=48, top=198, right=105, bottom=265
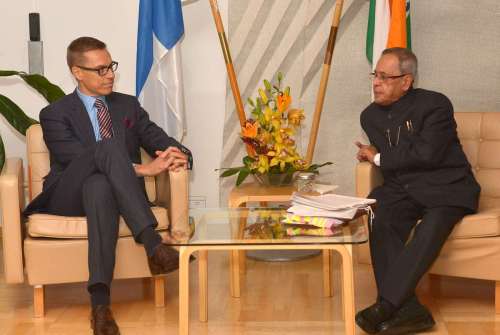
left=228, top=182, right=333, bottom=298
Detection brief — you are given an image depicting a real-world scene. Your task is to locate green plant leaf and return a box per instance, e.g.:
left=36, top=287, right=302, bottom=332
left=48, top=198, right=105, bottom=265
left=219, top=167, right=242, bottom=178
left=0, top=94, right=39, bottom=135
left=0, top=70, right=65, bottom=103
left=242, top=156, right=256, bottom=166
left=0, top=70, right=20, bottom=76
left=236, top=168, right=250, bottom=186
left=306, top=161, right=333, bottom=172
left=247, top=97, right=255, bottom=107
left=0, top=135, right=5, bottom=171
left=19, top=73, right=65, bottom=103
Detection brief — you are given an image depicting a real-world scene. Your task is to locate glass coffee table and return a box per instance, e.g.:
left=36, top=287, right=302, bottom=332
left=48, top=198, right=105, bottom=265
left=169, top=208, right=368, bottom=335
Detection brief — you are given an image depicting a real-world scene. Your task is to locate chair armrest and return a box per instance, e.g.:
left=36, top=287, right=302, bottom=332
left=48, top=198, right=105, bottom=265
left=155, top=169, right=189, bottom=240
left=0, top=158, right=25, bottom=283
left=355, top=161, right=383, bottom=197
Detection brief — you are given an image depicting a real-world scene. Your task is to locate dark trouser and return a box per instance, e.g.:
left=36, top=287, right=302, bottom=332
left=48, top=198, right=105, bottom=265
left=370, top=196, right=466, bottom=307
left=45, top=138, right=158, bottom=289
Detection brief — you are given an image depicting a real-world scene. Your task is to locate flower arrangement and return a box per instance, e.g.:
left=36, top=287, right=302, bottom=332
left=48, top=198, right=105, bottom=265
left=220, top=73, right=332, bottom=186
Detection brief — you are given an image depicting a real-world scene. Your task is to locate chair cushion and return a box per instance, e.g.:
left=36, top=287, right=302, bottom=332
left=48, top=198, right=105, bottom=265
left=27, top=206, right=169, bottom=239
left=448, top=209, right=500, bottom=239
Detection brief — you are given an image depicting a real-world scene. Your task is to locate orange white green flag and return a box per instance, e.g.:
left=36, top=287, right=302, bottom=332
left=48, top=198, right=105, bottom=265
left=366, top=0, right=412, bottom=69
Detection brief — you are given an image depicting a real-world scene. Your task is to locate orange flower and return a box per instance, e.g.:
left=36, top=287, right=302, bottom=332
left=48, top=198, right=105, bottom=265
left=277, top=92, right=291, bottom=112
left=241, top=121, right=258, bottom=138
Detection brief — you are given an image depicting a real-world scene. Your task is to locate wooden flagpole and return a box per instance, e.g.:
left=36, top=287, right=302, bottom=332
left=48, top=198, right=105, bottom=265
left=208, top=0, right=246, bottom=128
left=305, top=0, right=345, bottom=164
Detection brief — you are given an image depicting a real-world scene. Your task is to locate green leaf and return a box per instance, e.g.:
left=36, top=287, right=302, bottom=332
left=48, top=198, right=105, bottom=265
left=0, top=94, right=39, bottom=135
left=0, top=70, right=65, bottom=103
left=284, top=86, right=290, bottom=96
left=19, top=73, right=65, bottom=103
left=0, top=70, right=20, bottom=77
left=219, top=167, right=242, bottom=178
left=0, top=135, right=5, bottom=171
left=306, top=161, right=333, bottom=172
left=263, top=79, right=272, bottom=91
left=236, top=168, right=250, bottom=186
left=243, top=156, right=256, bottom=166
left=247, top=97, right=255, bottom=107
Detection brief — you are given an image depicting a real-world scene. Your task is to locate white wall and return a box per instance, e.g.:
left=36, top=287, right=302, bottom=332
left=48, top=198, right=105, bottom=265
left=0, top=0, right=227, bottom=207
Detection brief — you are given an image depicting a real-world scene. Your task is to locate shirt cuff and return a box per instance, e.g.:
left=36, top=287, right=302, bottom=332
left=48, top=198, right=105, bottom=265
left=374, top=153, right=381, bottom=166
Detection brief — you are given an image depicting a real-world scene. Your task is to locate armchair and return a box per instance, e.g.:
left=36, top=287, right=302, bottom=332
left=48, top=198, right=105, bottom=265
left=0, top=124, right=189, bottom=317
left=356, top=112, right=500, bottom=314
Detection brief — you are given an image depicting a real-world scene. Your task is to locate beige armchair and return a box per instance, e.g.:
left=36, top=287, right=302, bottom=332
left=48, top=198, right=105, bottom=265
left=0, top=124, right=189, bottom=317
left=356, top=112, right=500, bottom=314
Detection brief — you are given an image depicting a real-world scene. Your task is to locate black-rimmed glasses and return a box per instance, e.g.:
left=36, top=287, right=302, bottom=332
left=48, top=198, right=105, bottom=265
left=77, top=61, right=118, bottom=76
left=369, top=71, right=408, bottom=82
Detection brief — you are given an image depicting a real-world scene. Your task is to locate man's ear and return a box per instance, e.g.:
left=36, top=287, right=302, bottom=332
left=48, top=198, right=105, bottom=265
left=402, top=75, right=414, bottom=92
left=71, top=66, right=83, bottom=81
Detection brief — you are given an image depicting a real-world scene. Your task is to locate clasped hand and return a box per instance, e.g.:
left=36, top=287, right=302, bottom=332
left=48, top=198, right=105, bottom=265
left=135, top=147, right=188, bottom=177
left=355, top=141, right=378, bottom=163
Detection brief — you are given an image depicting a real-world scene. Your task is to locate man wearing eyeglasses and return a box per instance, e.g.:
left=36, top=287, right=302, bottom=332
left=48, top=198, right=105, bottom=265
left=355, top=48, right=480, bottom=335
left=24, top=36, right=192, bottom=335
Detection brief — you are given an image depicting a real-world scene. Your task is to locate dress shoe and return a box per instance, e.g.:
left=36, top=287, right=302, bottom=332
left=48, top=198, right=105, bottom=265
left=377, top=298, right=435, bottom=335
left=147, top=242, right=180, bottom=275
left=355, top=301, right=394, bottom=334
left=91, top=305, right=120, bottom=335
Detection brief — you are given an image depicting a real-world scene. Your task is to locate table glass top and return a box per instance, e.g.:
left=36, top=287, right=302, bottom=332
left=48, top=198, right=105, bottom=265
left=169, top=208, right=368, bottom=246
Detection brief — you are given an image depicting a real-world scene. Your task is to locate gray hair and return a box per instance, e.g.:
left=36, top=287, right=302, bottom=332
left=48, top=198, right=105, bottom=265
left=382, top=47, right=418, bottom=78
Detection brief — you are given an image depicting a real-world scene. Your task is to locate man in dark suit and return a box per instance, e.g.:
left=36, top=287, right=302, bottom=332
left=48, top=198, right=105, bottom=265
left=24, top=37, right=192, bottom=335
left=355, top=48, right=480, bottom=335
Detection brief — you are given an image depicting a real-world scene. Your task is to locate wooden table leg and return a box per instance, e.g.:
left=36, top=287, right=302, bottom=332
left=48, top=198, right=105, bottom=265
left=230, top=249, right=241, bottom=297
left=198, top=250, right=208, bottom=322
left=179, top=246, right=191, bottom=335
left=323, top=250, right=333, bottom=297
left=339, top=245, right=355, bottom=335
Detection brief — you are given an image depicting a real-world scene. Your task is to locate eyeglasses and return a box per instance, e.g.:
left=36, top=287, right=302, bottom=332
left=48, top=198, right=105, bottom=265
left=76, top=61, right=118, bottom=76
left=369, top=71, right=408, bottom=82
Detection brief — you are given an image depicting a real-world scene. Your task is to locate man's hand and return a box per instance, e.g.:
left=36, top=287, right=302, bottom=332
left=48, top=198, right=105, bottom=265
left=355, top=141, right=378, bottom=163
left=134, top=147, right=189, bottom=177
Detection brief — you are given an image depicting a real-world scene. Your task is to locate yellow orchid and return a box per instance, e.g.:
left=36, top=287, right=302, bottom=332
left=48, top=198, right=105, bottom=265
left=287, top=108, right=305, bottom=126
left=259, top=88, right=268, bottom=104
left=257, top=155, right=269, bottom=173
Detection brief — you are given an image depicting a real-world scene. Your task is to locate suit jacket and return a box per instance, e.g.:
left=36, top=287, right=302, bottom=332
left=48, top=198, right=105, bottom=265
left=360, top=88, right=480, bottom=212
left=25, top=90, right=192, bottom=214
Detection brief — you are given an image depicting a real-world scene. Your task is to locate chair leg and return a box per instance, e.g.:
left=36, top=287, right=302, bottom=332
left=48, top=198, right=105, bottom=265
left=154, top=276, right=165, bottom=307
left=495, top=280, right=500, bottom=314
left=33, top=285, right=45, bottom=318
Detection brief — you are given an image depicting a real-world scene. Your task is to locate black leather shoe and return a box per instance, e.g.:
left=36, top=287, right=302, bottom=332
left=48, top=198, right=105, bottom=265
left=147, top=243, right=180, bottom=275
left=91, top=305, right=120, bottom=335
left=355, top=302, right=394, bottom=334
left=377, top=299, right=435, bottom=335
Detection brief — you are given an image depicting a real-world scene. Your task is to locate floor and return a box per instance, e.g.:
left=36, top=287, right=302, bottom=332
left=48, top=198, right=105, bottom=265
left=0, top=247, right=499, bottom=334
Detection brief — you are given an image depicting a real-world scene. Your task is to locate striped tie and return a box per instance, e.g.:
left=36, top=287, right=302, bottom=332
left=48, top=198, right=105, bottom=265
left=95, top=98, right=113, bottom=139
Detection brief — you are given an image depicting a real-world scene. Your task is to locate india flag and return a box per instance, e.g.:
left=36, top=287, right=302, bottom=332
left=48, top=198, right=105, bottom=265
left=136, top=0, right=186, bottom=141
left=366, top=0, right=411, bottom=69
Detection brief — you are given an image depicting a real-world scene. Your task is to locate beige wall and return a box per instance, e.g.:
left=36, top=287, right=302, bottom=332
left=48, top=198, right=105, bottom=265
left=220, top=0, right=500, bottom=202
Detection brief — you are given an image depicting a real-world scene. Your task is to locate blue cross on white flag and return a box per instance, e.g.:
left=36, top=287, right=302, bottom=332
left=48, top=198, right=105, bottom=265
left=136, top=0, right=186, bottom=141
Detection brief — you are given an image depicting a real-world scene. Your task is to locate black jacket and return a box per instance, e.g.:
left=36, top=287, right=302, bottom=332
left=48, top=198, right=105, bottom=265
left=360, top=88, right=480, bottom=212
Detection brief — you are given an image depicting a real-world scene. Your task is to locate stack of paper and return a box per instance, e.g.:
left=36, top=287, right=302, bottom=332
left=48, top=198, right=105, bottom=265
left=282, top=193, right=375, bottom=237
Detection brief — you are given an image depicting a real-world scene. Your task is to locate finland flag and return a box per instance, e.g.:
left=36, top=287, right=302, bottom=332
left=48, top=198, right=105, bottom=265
left=136, top=0, right=185, bottom=141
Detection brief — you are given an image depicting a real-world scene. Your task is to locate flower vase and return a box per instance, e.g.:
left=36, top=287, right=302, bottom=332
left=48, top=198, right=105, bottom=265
left=253, top=173, right=295, bottom=187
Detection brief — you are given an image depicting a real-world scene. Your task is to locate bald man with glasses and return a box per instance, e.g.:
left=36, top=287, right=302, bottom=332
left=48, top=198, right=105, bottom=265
left=24, top=36, right=192, bottom=335
left=355, top=48, right=480, bottom=335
